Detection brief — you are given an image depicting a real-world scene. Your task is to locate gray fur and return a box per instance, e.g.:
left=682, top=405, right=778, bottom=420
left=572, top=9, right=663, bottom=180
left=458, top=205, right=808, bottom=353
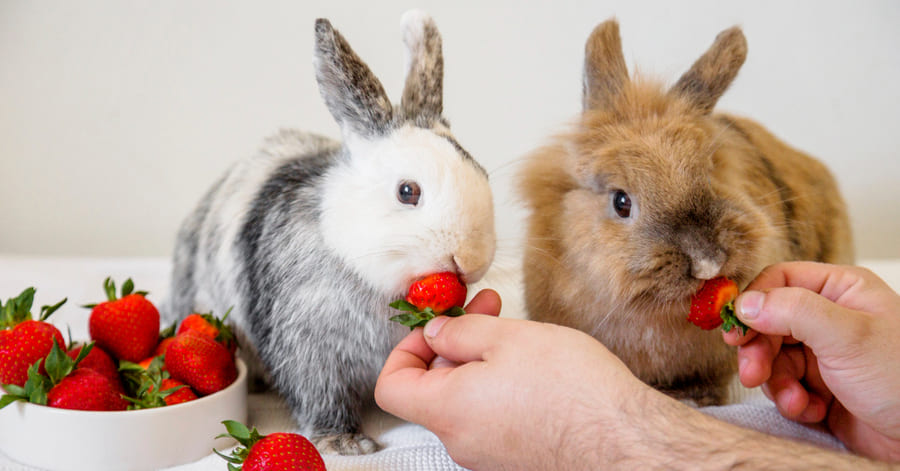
left=400, top=14, right=443, bottom=120
left=166, top=131, right=404, bottom=453
left=164, top=13, right=493, bottom=456
left=314, top=19, right=394, bottom=137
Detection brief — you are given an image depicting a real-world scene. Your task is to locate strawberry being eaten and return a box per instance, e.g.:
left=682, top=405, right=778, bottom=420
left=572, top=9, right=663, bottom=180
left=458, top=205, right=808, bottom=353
left=688, top=276, right=749, bottom=335
left=389, top=272, right=467, bottom=329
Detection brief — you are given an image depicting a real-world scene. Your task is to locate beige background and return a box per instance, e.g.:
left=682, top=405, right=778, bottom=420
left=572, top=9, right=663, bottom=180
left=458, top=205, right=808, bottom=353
left=2, top=0, right=898, bottom=259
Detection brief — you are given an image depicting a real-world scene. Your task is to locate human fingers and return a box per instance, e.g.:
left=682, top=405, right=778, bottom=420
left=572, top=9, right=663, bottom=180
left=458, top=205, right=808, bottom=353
left=428, top=289, right=502, bottom=369
left=734, top=287, right=862, bottom=354
left=375, top=328, right=444, bottom=419
left=764, top=346, right=810, bottom=420
left=464, top=288, right=501, bottom=317
left=747, top=262, right=896, bottom=313
left=423, top=314, right=523, bottom=364
left=735, top=333, right=781, bottom=388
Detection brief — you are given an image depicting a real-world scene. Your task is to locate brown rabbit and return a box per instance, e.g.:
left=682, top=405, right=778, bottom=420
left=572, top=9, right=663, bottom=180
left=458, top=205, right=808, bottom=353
left=517, top=19, right=853, bottom=405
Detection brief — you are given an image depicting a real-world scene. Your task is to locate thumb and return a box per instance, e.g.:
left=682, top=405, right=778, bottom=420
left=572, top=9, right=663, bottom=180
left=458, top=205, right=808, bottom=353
left=423, top=314, right=518, bottom=364
left=736, top=287, right=862, bottom=351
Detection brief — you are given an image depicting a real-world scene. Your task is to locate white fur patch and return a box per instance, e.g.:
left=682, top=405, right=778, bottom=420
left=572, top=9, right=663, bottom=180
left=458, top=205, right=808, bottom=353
left=320, top=124, right=495, bottom=295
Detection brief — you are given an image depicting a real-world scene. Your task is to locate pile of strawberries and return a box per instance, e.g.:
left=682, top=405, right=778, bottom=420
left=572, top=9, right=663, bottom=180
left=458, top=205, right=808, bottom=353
left=0, top=277, right=239, bottom=412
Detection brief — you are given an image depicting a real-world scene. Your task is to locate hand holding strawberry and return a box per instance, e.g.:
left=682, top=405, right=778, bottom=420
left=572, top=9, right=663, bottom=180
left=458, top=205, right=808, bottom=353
left=390, top=272, right=467, bottom=329
left=215, top=420, right=325, bottom=471
left=689, top=277, right=749, bottom=335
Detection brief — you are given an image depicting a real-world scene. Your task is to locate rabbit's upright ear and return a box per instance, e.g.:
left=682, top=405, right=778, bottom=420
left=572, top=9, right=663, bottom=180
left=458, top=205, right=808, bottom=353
left=669, top=27, right=747, bottom=114
left=314, top=19, right=394, bottom=138
left=583, top=19, right=629, bottom=111
left=399, top=10, right=443, bottom=121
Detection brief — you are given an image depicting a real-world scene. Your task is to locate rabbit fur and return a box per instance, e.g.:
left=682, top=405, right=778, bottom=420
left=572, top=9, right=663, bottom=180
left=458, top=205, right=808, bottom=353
left=517, top=19, right=853, bottom=406
left=164, top=11, right=495, bottom=454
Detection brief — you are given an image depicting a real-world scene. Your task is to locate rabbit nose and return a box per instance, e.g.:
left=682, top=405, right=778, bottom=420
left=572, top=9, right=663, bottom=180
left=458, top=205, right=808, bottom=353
left=691, top=257, right=723, bottom=280
left=453, top=254, right=492, bottom=285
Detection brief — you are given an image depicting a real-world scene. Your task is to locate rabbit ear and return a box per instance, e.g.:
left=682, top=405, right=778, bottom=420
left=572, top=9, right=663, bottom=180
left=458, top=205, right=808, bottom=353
left=669, top=27, right=747, bottom=114
left=583, top=19, right=629, bottom=111
left=314, top=19, right=394, bottom=137
left=399, top=10, right=443, bottom=120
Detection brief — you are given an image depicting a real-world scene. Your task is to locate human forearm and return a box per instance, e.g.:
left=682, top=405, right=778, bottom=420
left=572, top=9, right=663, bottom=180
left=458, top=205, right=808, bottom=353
left=596, top=387, right=897, bottom=471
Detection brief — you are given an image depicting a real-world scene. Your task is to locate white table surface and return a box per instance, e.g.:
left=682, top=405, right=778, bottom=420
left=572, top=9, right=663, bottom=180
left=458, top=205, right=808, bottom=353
left=1, top=254, right=897, bottom=470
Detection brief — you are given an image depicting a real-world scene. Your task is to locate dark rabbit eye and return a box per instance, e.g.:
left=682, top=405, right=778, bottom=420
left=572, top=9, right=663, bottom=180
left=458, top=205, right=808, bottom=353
left=612, top=190, right=632, bottom=218
left=397, top=180, right=421, bottom=206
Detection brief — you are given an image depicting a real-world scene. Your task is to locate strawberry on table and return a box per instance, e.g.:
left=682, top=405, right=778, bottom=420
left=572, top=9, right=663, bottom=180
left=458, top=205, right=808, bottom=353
left=390, top=271, right=467, bottom=329
left=689, top=276, right=749, bottom=335
left=215, top=420, right=326, bottom=471
left=86, top=277, right=160, bottom=362
left=165, top=331, right=237, bottom=396
left=0, top=287, right=67, bottom=387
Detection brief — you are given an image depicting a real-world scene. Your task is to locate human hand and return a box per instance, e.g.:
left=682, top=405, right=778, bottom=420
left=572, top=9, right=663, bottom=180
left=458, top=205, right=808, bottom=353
left=723, top=261, right=900, bottom=461
left=375, top=289, right=648, bottom=470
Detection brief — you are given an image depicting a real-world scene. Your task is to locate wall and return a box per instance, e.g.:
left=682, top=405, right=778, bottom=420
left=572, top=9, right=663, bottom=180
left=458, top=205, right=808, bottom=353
left=1, top=0, right=898, bottom=259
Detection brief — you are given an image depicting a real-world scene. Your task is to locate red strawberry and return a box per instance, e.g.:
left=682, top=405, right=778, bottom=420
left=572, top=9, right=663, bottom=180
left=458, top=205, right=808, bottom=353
left=389, top=272, right=467, bottom=328
left=156, top=378, right=197, bottom=406
left=177, top=310, right=238, bottom=354
left=165, top=331, right=237, bottom=396
left=216, top=420, right=325, bottom=471
left=0, top=288, right=67, bottom=387
left=67, top=343, right=123, bottom=392
left=47, top=368, right=129, bottom=411
left=120, top=355, right=199, bottom=409
left=1, top=341, right=126, bottom=411
left=689, top=277, right=748, bottom=334
left=87, top=277, right=160, bottom=362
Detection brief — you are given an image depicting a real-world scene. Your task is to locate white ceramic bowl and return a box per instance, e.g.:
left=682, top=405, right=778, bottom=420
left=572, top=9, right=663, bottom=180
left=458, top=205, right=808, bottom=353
left=0, top=359, right=247, bottom=471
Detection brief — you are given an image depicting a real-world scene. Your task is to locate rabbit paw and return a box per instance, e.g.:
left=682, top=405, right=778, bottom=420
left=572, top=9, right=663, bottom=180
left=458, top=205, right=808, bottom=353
left=311, top=432, right=382, bottom=455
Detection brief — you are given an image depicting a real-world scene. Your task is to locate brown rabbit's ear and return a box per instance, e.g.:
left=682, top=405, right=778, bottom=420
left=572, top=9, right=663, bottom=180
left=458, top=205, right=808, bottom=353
left=669, top=27, right=747, bottom=114
left=583, top=19, right=629, bottom=111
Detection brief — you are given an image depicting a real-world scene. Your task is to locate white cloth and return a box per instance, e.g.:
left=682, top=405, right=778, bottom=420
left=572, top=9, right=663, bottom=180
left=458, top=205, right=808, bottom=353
left=2, top=255, right=895, bottom=470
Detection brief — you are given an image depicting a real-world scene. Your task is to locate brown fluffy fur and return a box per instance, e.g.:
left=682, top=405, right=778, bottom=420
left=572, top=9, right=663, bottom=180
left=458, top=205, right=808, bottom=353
left=517, top=19, right=853, bottom=405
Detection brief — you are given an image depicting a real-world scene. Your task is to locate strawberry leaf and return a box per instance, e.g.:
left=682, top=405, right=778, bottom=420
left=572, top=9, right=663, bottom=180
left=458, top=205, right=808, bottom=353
left=103, top=277, right=117, bottom=301
left=389, top=301, right=466, bottom=329
left=1, top=287, right=37, bottom=328
left=121, top=278, right=134, bottom=296
left=720, top=301, right=749, bottom=335
left=38, top=297, right=67, bottom=321
left=23, top=361, right=50, bottom=405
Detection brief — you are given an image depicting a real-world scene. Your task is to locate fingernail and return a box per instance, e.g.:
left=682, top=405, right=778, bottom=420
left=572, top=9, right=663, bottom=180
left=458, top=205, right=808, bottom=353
left=739, top=290, right=764, bottom=320
left=424, top=316, right=449, bottom=338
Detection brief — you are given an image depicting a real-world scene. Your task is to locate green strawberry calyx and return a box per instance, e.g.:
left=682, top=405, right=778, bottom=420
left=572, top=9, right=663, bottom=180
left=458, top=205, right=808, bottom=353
left=119, top=356, right=186, bottom=410
left=389, top=300, right=465, bottom=330
left=82, top=277, right=149, bottom=308
left=0, top=287, right=67, bottom=329
left=214, top=420, right=266, bottom=470
left=0, top=340, right=92, bottom=409
left=720, top=301, right=749, bottom=336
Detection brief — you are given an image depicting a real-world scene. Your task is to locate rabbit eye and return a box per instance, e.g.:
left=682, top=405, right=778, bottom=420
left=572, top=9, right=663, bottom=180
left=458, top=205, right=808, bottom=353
left=612, top=190, right=632, bottom=218
left=397, top=180, right=421, bottom=206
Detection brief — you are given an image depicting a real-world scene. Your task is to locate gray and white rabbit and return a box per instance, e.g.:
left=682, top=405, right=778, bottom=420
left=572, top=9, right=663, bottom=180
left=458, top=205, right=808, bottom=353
left=164, top=10, right=495, bottom=455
